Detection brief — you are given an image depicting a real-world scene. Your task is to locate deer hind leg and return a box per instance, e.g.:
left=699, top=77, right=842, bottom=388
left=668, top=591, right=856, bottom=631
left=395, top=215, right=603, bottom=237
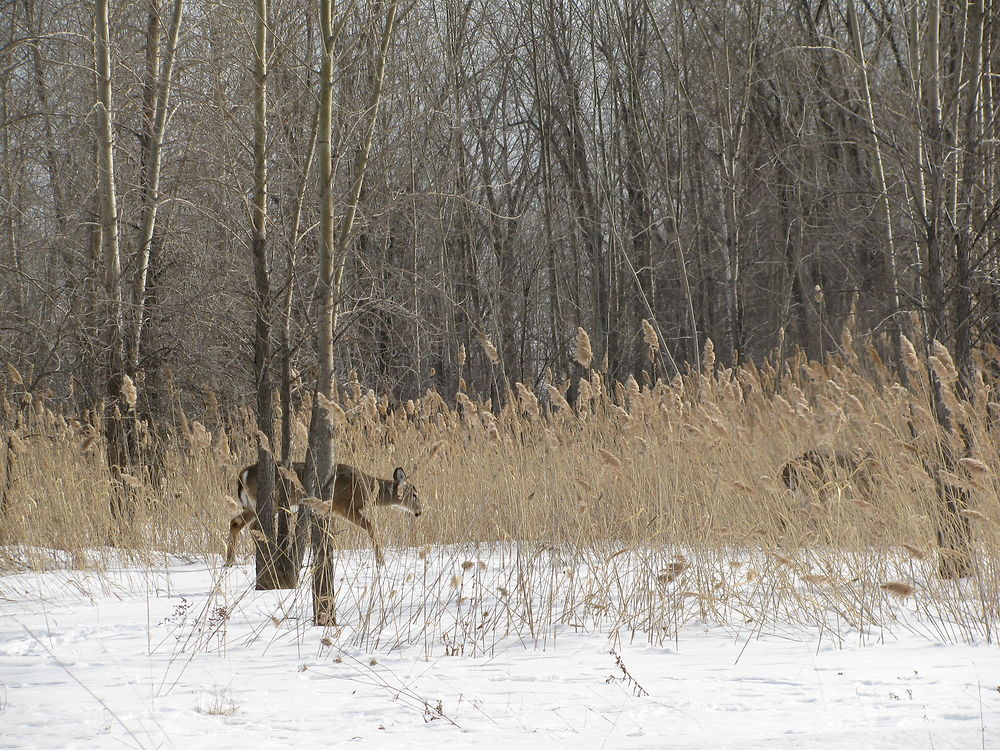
left=342, top=508, right=385, bottom=567
left=225, top=509, right=256, bottom=567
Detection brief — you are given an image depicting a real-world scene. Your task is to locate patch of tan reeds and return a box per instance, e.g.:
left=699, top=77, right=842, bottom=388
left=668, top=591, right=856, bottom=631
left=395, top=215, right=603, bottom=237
left=1, top=333, right=998, bottom=645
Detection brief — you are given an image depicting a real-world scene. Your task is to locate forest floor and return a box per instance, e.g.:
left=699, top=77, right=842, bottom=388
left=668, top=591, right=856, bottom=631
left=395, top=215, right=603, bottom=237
left=1, top=548, right=998, bottom=749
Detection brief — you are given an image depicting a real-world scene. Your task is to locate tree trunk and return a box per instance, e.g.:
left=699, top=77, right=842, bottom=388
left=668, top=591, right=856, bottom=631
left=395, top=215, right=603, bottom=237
left=95, top=0, right=134, bottom=531
left=309, top=0, right=400, bottom=625
left=249, top=0, right=288, bottom=590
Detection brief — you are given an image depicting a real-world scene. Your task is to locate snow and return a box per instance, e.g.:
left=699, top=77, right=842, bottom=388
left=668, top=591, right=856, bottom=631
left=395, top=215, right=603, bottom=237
left=1, top=549, right=998, bottom=749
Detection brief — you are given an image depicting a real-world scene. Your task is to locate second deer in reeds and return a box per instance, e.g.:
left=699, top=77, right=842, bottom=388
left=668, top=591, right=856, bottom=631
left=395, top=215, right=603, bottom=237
left=225, top=461, right=421, bottom=567
left=780, top=448, right=877, bottom=510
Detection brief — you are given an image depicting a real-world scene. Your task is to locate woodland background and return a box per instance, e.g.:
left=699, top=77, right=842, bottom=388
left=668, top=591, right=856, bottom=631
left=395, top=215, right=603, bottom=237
left=2, top=0, right=997, bottom=417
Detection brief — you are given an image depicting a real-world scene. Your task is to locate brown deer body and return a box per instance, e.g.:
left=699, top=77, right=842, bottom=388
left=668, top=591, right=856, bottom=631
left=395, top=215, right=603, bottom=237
left=225, top=461, right=420, bottom=567
left=780, top=448, right=876, bottom=508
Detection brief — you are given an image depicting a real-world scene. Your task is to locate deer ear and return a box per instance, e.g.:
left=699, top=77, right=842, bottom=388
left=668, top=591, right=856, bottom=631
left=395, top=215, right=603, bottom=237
left=393, top=467, right=407, bottom=484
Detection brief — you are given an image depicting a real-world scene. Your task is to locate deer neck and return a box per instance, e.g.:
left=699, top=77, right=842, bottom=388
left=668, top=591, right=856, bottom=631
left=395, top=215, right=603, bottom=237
left=369, top=477, right=396, bottom=508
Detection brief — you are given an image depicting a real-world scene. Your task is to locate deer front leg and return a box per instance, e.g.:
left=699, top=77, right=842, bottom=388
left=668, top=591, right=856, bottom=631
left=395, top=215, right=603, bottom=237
left=343, top=508, right=385, bottom=567
left=225, top=509, right=255, bottom=567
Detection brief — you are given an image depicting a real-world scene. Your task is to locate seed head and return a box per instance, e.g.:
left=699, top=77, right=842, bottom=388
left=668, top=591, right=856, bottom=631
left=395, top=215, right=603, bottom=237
left=642, top=319, right=659, bottom=354
left=880, top=581, right=916, bottom=598
left=574, top=327, right=593, bottom=369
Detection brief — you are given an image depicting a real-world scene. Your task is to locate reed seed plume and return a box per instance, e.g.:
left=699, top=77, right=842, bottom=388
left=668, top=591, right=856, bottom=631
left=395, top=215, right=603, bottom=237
left=625, top=375, right=640, bottom=403
left=302, top=497, right=334, bottom=516
left=900, top=335, right=920, bottom=372
left=515, top=382, right=540, bottom=418
left=190, top=420, right=212, bottom=449
left=479, top=334, right=500, bottom=366
left=931, top=340, right=958, bottom=381
left=642, top=319, right=659, bottom=354
left=574, top=327, right=593, bottom=369
left=545, top=384, right=571, bottom=413
left=5, top=362, right=23, bottom=385
left=317, top=391, right=346, bottom=425
left=597, top=448, right=622, bottom=468
left=959, top=458, right=989, bottom=477
left=959, top=509, right=987, bottom=522
left=656, top=560, right=688, bottom=585
left=213, top=427, right=231, bottom=460
left=426, top=439, right=447, bottom=463
left=255, top=429, right=272, bottom=455
left=278, top=465, right=305, bottom=494
left=880, top=581, right=917, bottom=598
left=362, top=390, right=378, bottom=422
left=120, top=473, right=143, bottom=490
left=121, top=375, right=138, bottom=410
left=702, top=338, right=715, bottom=372
left=928, top=356, right=953, bottom=385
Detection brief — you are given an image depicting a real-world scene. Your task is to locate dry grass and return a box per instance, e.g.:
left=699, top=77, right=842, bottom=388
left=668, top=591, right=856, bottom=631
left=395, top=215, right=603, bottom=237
left=2, top=340, right=999, bottom=647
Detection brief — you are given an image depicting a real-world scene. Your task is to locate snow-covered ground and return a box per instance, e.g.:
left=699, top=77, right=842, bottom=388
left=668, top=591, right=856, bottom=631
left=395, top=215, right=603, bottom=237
left=1, top=550, right=998, bottom=749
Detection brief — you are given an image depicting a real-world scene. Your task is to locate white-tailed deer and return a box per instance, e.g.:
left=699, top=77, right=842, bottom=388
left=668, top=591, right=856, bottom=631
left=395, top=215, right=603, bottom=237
left=780, top=448, right=876, bottom=509
left=225, top=461, right=420, bottom=567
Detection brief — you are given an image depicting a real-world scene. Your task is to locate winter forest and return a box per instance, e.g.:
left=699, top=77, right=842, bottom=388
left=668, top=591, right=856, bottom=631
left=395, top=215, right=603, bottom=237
left=1, top=1, right=1000, bottom=745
